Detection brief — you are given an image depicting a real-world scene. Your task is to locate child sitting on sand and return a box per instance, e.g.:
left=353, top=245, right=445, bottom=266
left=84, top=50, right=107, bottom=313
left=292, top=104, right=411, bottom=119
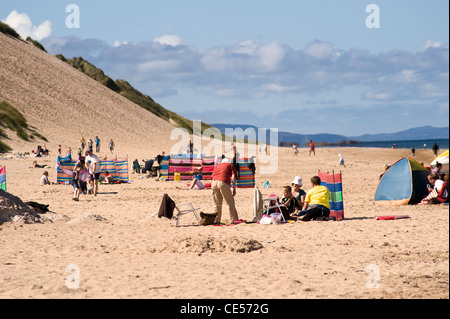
left=189, top=164, right=206, bottom=190
left=298, top=176, right=331, bottom=222
left=281, top=186, right=299, bottom=221
left=291, top=176, right=306, bottom=208
left=103, top=171, right=115, bottom=184
left=282, top=186, right=298, bottom=214
left=420, top=173, right=446, bottom=205
left=132, top=159, right=141, bottom=174
left=40, top=171, right=51, bottom=185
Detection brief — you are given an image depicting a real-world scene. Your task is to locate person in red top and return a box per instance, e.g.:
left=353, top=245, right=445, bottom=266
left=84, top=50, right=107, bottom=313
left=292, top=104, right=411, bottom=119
left=309, top=140, right=315, bottom=156
left=211, top=157, right=239, bottom=224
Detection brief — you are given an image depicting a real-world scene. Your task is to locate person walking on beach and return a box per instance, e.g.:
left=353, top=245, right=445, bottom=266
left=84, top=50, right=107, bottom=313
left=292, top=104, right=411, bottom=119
left=432, top=142, right=439, bottom=157
left=95, top=136, right=100, bottom=153
left=211, top=157, right=239, bottom=224
left=71, top=159, right=86, bottom=201
left=309, top=140, right=315, bottom=156
left=87, top=138, right=93, bottom=151
left=338, top=154, right=346, bottom=168
left=411, top=146, right=416, bottom=157
left=293, top=143, right=298, bottom=157
left=80, top=137, right=86, bottom=151
left=85, top=149, right=101, bottom=196
left=109, top=139, right=115, bottom=154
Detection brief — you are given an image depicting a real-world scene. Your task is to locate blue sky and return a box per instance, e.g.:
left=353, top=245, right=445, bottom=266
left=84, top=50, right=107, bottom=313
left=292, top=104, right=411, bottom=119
left=1, top=1, right=449, bottom=136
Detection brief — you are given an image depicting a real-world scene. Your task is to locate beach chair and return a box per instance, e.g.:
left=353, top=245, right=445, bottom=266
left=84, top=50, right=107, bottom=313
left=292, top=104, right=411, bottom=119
left=262, top=196, right=287, bottom=222
left=174, top=202, right=201, bottom=227
left=318, top=170, right=344, bottom=221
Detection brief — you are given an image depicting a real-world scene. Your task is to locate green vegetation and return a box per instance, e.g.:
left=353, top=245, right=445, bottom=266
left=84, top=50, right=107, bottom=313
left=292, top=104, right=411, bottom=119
left=0, top=101, right=29, bottom=138
left=26, top=37, right=47, bottom=52
left=57, top=56, right=120, bottom=92
left=30, top=132, right=48, bottom=142
left=1, top=22, right=47, bottom=53
left=0, top=101, right=47, bottom=153
left=0, top=21, right=21, bottom=40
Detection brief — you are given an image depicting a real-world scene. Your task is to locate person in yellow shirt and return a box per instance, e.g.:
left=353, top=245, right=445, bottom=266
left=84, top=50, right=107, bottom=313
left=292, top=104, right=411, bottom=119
left=298, top=176, right=331, bottom=221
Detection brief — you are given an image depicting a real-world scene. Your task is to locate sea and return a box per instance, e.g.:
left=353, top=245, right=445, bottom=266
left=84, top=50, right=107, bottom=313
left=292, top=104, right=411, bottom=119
left=319, top=138, right=449, bottom=150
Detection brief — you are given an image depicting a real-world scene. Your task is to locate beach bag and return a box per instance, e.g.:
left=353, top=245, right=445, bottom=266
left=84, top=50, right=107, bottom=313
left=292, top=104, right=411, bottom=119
left=200, top=212, right=217, bottom=226
left=259, top=214, right=272, bottom=225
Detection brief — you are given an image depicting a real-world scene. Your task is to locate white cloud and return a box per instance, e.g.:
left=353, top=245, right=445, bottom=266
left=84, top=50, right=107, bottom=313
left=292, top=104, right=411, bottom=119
left=201, top=48, right=228, bottom=72
left=153, top=34, right=184, bottom=47
left=137, top=60, right=181, bottom=72
left=423, top=39, right=443, bottom=50
left=113, top=40, right=129, bottom=47
left=363, top=91, right=395, bottom=101
left=262, top=83, right=297, bottom=93
left=232, top=40, right=258, bottom=55
left=42, top=32, right=449, bottom=108
left=3, top=10, right=52, bottom=41
left=257, top=41, right=285, bottom=71
left=393, top=69, right=419, bottom=84
left=303, top=41, right=340, bottom=60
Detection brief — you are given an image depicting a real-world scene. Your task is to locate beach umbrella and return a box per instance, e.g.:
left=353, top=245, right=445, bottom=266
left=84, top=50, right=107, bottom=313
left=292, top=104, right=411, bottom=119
left=431, top=150, right=449, bottom=166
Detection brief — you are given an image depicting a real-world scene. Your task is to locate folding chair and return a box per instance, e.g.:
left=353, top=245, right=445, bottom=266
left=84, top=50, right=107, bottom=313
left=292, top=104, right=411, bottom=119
left=262, top=196, right=287, bottom=222
left=174, top=202, right=201, bottom=227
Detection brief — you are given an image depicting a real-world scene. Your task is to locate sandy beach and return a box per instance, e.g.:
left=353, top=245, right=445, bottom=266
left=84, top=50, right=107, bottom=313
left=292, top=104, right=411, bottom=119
left=0, top=146, right=448, bottom=299
left=0, top=32, right=448, bottom=300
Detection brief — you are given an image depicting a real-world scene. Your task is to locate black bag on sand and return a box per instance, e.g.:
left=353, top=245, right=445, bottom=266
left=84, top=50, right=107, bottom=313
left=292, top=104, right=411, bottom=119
left=200, top=212, right=217, bottom=226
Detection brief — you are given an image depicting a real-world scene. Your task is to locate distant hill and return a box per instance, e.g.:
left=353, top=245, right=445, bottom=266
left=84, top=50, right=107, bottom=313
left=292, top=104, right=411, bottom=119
left=349, top=126, right=449, bottom=142
left=212, top=124, right=449, bottom=146
left=212, top=124, right=348, bottom=146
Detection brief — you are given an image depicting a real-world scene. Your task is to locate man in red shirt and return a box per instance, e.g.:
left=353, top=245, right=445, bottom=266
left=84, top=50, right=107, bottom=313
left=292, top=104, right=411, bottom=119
left=211, top=158, right=239, bottom=224
left=309, top=140, right=315, bottom=156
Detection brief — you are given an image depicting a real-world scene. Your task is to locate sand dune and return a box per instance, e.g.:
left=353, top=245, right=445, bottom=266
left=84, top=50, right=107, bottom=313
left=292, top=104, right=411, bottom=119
left=0, top=32, right=448, bottom=299
left=0, top=33, right=176, bottom=158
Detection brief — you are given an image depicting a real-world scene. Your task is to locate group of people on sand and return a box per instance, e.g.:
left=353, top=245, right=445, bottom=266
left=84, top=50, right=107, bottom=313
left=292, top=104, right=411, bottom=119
left=71, top=148, right=119, bottom=200
left=133, top=151, right=166, bottom=180
left=292, top=140, right=316, bottom=157
left=73, top=137, right=117, bottom=200
left=50, top=148, right=103, bottom=201
left=276, top=175, right=332, bottom=222
left=39, top=136, right=118, bottom=201
left=205, top=154, right=332, bottom=225
left=420, top=163, right=449, bottom=205
left=411, top=142, right=441, bottom=158
left=79, top=136, right=115, bottom=156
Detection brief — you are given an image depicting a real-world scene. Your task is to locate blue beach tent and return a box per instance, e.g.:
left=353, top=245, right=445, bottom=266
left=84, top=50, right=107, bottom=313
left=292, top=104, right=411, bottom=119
left=374, top=157, right=430, bottom=205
